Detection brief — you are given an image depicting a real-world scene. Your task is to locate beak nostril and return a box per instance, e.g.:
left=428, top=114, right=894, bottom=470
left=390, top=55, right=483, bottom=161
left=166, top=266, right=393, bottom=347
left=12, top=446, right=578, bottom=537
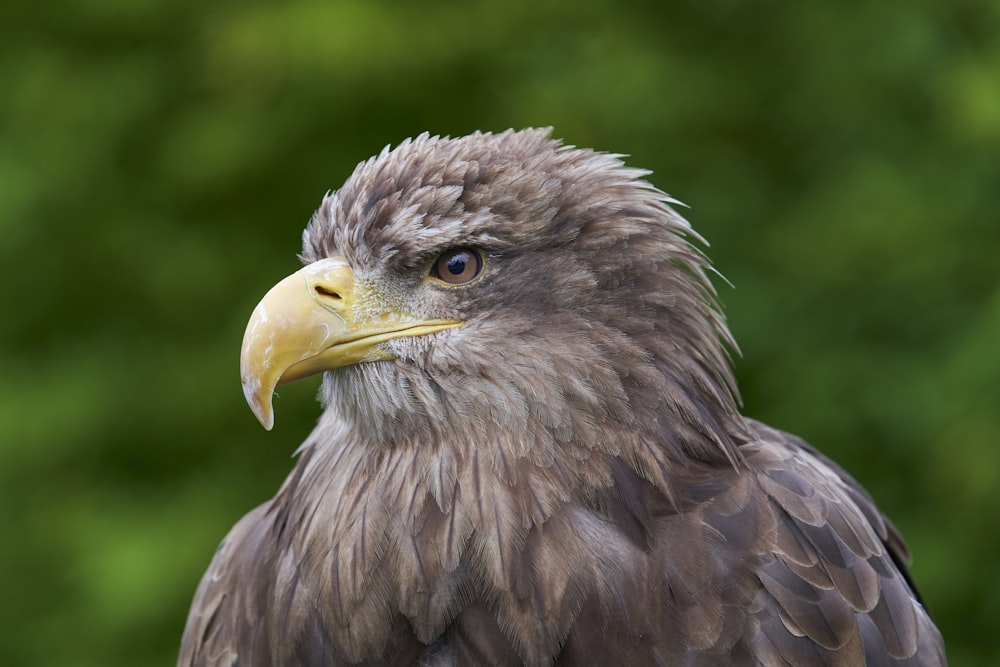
left=314, top=285, right=341, bottom=300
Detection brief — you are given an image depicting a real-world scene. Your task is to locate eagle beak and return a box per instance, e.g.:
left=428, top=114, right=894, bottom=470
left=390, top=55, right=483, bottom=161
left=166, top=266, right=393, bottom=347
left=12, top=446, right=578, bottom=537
left=240, top=256, right=462, bottom=430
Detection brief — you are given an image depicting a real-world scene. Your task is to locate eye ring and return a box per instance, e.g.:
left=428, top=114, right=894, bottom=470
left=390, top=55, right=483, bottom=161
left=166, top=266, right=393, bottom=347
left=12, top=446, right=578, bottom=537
left=429, top=248, right=484, bottom=286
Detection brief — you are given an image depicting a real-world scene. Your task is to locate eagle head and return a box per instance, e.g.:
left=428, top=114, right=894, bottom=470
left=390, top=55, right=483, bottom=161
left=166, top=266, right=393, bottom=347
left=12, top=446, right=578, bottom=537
left=241, top=128, right=744, bottom=467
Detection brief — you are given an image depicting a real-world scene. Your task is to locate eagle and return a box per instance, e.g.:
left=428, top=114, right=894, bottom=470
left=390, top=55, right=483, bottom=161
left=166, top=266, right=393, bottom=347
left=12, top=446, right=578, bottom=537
left=179, top=128, right=946, bottom=666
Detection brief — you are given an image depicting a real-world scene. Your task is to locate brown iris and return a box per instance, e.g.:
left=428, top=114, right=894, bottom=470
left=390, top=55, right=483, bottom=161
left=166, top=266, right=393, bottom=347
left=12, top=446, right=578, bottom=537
left=430, top=248, right=484, bottom=285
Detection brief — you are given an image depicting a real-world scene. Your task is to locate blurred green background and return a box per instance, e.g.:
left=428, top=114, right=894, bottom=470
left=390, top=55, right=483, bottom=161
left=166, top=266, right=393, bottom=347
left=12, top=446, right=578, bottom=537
left=2, top=0, right=997, bottom=664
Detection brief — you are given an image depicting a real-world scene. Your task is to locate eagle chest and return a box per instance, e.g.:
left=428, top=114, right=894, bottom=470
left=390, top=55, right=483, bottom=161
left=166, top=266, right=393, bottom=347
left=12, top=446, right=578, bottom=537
left=273, top=454, right=685, bottom=665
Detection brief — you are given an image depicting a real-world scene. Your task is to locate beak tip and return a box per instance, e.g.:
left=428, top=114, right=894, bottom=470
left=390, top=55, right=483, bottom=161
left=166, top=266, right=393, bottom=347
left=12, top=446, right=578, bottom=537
left=251, top=401, right=275, bottom=431
left=243, top=377, right=276, bottom=431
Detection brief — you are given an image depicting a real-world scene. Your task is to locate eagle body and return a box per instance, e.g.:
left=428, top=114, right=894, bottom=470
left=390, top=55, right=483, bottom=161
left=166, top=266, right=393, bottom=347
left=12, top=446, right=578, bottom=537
left=180, top=129, right=946, bottom=666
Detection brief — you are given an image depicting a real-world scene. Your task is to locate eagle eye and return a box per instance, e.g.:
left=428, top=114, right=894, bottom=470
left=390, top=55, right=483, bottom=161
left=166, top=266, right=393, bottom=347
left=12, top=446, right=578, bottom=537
left=430, top=248, right=484, bottom=285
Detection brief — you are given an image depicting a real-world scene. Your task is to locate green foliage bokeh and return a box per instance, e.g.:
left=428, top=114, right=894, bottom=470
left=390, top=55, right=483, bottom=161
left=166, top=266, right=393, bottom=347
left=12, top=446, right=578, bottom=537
left=1, top=1, right=997, bottom=665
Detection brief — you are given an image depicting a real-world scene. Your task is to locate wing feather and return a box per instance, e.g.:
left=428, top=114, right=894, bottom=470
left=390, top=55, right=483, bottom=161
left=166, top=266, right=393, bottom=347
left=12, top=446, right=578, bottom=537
left=741, top=419, right=945, bottom=666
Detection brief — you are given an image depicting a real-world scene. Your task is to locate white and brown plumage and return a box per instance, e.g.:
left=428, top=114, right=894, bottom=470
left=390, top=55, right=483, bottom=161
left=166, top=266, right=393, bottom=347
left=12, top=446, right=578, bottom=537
left=179, top=129, right=946, bottom=666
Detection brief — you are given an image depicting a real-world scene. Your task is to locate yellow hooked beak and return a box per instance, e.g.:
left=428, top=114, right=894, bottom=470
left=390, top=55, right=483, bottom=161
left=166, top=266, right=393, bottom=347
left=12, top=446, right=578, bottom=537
left=240, top=257, right=463, bottom=430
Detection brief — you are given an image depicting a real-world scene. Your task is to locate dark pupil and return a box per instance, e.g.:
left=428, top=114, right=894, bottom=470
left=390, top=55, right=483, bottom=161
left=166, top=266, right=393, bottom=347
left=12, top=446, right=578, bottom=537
left=446, top=253, right=468, bottom=276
